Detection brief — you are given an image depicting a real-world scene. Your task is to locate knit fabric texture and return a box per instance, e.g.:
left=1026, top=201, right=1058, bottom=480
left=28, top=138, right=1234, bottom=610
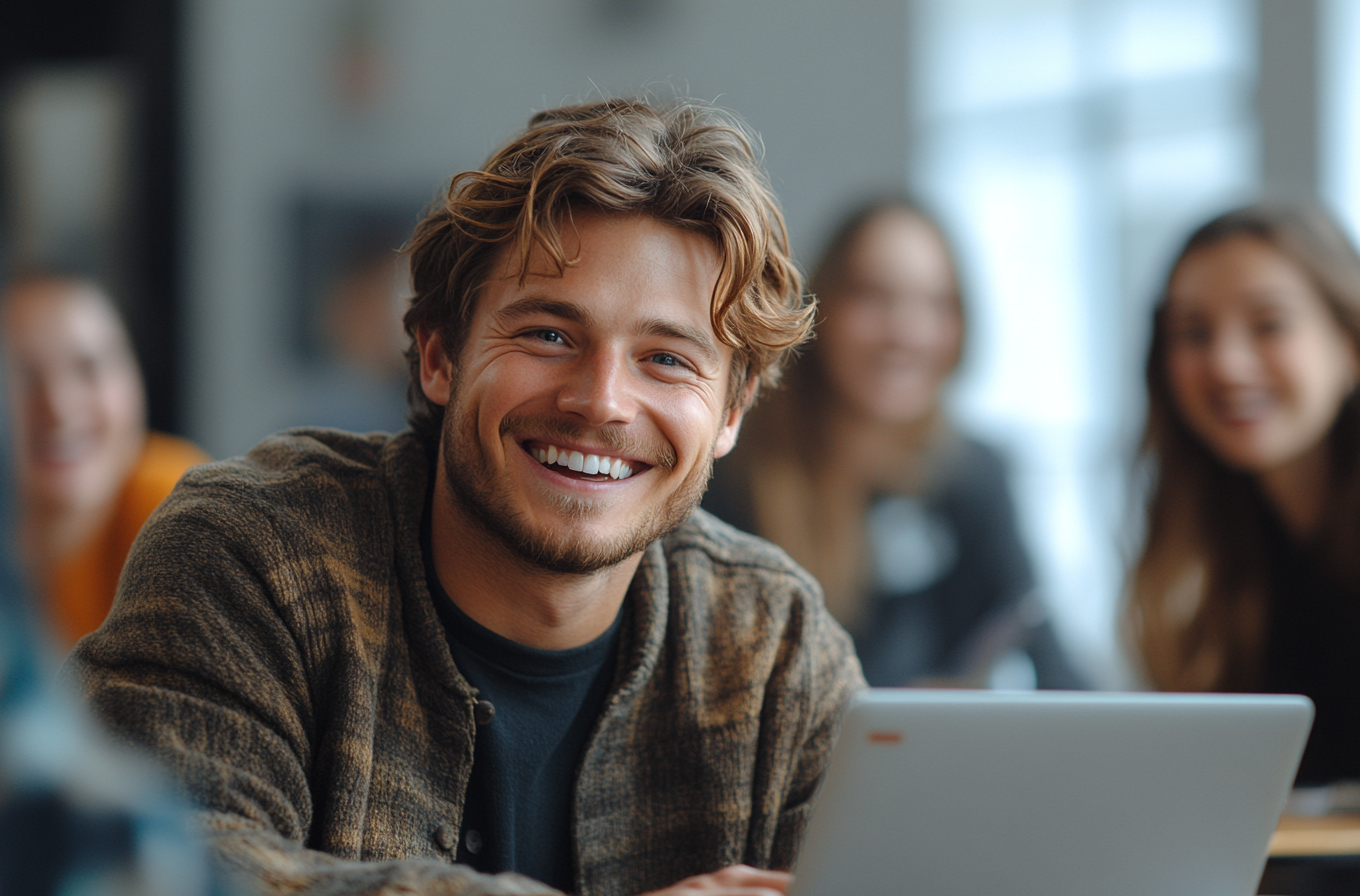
left=66, top=428, right=864, bottom=896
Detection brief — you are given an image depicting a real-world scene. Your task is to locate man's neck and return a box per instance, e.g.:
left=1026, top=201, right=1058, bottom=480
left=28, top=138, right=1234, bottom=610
left=428, top=462, right=641, bottom=650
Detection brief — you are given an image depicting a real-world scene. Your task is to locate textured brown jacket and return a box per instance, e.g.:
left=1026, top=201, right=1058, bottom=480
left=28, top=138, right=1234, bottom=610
left=67, top=429, right=864, bottom=896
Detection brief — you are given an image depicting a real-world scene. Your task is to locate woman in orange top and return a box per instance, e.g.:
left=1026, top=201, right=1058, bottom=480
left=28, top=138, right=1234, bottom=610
left=2, top=276, right=208, bottom=647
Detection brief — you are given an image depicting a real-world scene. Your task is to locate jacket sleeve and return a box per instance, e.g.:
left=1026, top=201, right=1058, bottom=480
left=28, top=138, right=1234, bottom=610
left=761, top=582, right=865, bottom=871
left=63, top=481, right=558, bottom=896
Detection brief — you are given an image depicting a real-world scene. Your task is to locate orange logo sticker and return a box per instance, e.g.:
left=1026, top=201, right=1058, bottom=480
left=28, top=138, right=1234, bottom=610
left=867, top=731, right=903, bottom=745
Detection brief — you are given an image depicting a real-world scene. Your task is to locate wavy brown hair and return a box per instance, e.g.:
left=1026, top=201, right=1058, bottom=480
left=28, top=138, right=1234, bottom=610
left=401, top=97, right=812, bottom=449
left=1126, top=204, right=1360, bottom=691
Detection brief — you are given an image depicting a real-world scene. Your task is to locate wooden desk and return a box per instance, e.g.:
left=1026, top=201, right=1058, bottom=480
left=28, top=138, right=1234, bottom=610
left=1270, top=814, right=1360, bottom=857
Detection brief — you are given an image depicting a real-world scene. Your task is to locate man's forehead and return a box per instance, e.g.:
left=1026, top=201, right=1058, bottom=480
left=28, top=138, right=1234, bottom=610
left=491, top=210, right=715, bottom=274
left=484, top=212, right=714, bottom=298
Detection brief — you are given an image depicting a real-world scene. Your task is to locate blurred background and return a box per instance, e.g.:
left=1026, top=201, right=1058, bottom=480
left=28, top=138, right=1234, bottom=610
left=0, top=0, right=1353, bottom=686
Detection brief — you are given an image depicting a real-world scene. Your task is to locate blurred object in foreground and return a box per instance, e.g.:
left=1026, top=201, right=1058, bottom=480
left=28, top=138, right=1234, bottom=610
left=0, top=546, right=232, bottom=895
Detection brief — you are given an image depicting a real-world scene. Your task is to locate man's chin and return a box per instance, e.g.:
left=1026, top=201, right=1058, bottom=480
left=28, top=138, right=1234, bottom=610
left=514, top=537, right=643, bottom=577
left=447, top=479, right=641, bottom=576
left=475, top=514, right=640, bottom=575
left=439, top=401, right=711, bottom=576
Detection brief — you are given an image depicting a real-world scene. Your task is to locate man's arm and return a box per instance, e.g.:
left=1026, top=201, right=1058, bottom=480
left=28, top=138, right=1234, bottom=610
left=64, top=481, right=559, bottom=896
left=763, top=587, right=866, bottom=871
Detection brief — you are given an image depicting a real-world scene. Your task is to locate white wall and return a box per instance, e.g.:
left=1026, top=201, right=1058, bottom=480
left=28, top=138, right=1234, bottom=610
left=183, top=0, right=912, bottom=457
left=1322, top=0, right=1360, bottom=242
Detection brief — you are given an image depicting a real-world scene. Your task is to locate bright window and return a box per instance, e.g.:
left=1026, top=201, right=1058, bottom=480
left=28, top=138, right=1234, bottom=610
left=909, top=0, right=1257, bottom=684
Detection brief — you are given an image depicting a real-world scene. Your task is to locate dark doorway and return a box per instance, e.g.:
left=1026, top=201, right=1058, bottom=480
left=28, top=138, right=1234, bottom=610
left=0, top=0, right=185, bottom=434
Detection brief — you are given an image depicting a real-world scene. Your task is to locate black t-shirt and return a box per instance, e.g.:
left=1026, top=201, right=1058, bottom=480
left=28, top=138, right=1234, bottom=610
left=423, top=520, right=622, bottom=892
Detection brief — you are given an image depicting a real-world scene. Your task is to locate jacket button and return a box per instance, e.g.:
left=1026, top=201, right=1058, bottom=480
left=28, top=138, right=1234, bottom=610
left=474, top=700, right=495, bottom=725
left=434, top=823, right=457, bottom=852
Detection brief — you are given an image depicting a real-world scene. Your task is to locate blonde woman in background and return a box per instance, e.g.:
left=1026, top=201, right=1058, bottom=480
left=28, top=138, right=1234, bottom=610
left=1127, top=204, right=1360, bottom=785
left=704, top=196, right=1083, bottom=689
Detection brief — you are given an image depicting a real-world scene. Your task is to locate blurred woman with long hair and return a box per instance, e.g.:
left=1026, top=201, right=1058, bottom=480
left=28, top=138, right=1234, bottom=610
left=1127, top=204, right=1360, bottom=783
left=705, top=196, right=1083, bottom=688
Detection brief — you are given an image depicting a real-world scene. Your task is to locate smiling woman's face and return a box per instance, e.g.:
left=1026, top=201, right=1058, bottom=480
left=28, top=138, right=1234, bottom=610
left=2, top=281, right=146, bottom=515
left=1164, top=235, right=1359, bottom=477
left=817, top=211, right=962, bottom=424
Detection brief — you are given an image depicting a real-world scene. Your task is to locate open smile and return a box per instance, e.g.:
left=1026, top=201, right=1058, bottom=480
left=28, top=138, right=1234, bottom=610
left=522, top=439, right=646, bottom=481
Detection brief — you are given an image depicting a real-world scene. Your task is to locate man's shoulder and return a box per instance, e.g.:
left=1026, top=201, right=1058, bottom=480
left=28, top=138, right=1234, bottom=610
left=158, top=427, right=428, bottom=539
left=178, top=427, right=416, bottom=494
left=660, top=508, right=826, bottom=612
left=668, top=506, right=814, bottom=573
left=111, top=428, right=430, bottom=628
left=645, top=508, right=865, bottom=708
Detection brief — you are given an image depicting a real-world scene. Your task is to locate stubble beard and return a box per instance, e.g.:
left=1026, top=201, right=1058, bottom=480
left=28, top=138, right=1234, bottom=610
left=438, top=393, right=715, bottom=576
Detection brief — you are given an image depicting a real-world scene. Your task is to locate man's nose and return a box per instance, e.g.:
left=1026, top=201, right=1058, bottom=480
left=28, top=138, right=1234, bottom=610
left=555, top=349, right=637, bottom=426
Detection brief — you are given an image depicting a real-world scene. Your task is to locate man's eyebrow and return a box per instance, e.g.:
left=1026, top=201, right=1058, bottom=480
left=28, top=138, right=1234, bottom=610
left=640, top=320, right=721, bottom=366
left=494, top=296, right=592, bottom=326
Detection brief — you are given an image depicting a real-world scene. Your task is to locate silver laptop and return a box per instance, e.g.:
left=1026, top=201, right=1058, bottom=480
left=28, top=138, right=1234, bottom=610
left=791, top=689, right=1313, bottom=896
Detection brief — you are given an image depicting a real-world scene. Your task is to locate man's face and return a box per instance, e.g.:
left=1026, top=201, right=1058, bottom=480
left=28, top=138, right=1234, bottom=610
left=418, top=212, right=747, bottom=575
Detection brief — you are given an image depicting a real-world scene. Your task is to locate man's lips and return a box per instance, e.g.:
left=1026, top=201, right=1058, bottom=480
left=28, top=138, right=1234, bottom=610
left=521, top=439, right=647, bottom=481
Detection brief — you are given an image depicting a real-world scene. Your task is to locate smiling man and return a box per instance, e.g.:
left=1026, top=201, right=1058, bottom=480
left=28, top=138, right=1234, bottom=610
left=68, top=99, right=864, bottom=896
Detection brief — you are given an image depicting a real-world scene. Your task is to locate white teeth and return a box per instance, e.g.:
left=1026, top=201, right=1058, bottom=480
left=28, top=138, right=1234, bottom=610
left=534, top=443, right=637, bottom=480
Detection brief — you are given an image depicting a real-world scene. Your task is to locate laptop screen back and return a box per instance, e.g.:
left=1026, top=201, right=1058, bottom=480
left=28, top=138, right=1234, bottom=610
left=791, top=690, right=1312, bottom=896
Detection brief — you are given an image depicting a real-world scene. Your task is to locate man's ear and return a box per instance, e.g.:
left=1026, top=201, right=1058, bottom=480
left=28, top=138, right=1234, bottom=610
left=713, top=380, right=759, bottom=459
left=417, top=325, right=454, bottom=407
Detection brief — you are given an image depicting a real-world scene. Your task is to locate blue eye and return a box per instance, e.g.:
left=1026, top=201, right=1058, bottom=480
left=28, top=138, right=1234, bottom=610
left=649, top=353, right=681, bottom=367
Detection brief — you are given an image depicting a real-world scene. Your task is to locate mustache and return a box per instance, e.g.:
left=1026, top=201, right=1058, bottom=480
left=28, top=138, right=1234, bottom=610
left=500, top=414, right=678, bottom=471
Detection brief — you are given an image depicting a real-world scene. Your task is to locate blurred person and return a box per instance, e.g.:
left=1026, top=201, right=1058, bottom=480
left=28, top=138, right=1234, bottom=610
left=1126, top=204, right=1360, bottom=785
left=284, top=239, right=411, bottom=434
left=67, top=98, right=863, bottom=896
left=705, top=196, right=1084, bottom=689
left=1, top=275, right=209, bottom=647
